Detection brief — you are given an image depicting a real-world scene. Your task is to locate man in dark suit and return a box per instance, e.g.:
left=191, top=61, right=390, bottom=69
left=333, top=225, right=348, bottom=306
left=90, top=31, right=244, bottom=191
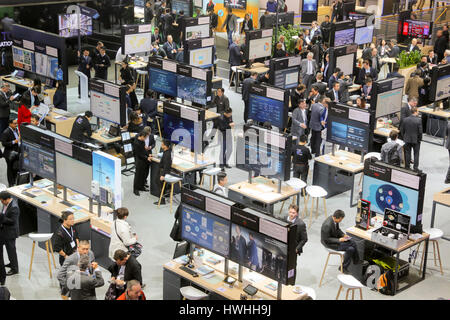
left=228, top=36, right=243, bottom=86
left=0, top=191, right=20, bottom=284
left=108, top=249, right=143, bottom=286
left=369, top=48, right=383, bottom=73
left=151, top=27, right=163, bottom=44
left=217, top=108, right=234, bottom=169
left=133, top=131, right=152, bottom=196
left=287, top=204, right=308, bottom=282
left=387, top=40, right=400, bottom=58
left=386, top=64, right=404, bottom=79
left=149, top=139, right=172, bottom=205
left=357, top=60, right=378, bottom=84
left=232, top=225, right=247, bottom=265
left=408, top=38, right=421, bottom=53
left=313, top=73, right=327, bottom=96
left=326, top=81, right=341, bottom=103
left=362, top=43, right=375, bottom=61
left=77, top=49, right=93, bottom=98
left=1, top=119, right=19, bottom=187
left=400, top=97, right=417, bottom=136
left=306, top=85, right=320, bottom=107
left=327, top=68, right=340, bottom=90
left=321, top=210, right=359, bottom=273
left=242, top=72, right=257, bottom=123
left=0, top=84, right=14, bottom=135
left=212, top=88, right=230, bottom=114
left=434, top=30, right=448, bottom=62
left=427, top=50, right=438, bottom=65
left=140, top=90, right=158, bottom=131
left=401, top=107, right=422, bottom=171
left=94, top=47, right=111, bottom=80
left=309, top=95, right=326, bottom=156
left=70, top=111, right=93, bottom=143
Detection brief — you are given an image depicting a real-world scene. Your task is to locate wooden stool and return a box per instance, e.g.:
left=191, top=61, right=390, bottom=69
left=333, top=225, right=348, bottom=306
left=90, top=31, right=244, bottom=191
left=158, top=174, right=183, bottom=213
left=180, top=286, right=208, bottom=300
left=280, top=178, right=307, bottom=216
left=200, top=167, right=222, bottom=191
left=305, top=186, right=328, bottom=229
left=135, top=69, right=148, bottom=91
left=414, top=228, right=444, bottom=275
left=319, top=248, right=345, bottom=287
left=28, top=233, right=56, bottom=279
left=336, top=274, right=364, bottom=300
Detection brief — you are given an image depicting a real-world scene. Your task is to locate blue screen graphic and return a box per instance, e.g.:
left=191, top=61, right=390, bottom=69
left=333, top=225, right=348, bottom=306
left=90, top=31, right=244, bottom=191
left=163, top=113, right=195, bottom=150
left=177, top=74, right=207, bottom=105
left=355, top=26, right=374, bottom=45
left=172, top=0, right=190, bottom=14
left=21, top=142, right=56, bottom=180
left=248, top=94, right=285, bottom=128
left=149, top=68, right=177, bottom=97
left=181, top=204, right=230, bottom=257
left=244, top=142, right=284, bottom=179
left=329, top=119, right=368, bottom=152
left=303, top=0, right=317, bottom=11
left=362, top=175, right=419, bottom=225
left=334, top=28, right=355, bottom=46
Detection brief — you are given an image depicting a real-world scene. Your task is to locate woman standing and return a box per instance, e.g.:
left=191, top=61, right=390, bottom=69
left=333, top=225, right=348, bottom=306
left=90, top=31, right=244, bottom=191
left=377, top=39, right=389, bottom=58
left=109, top=208, right=138, bottom=258
left=240, top=13, right=254, bottom=34
left=119, top=60, right=134, bottom=85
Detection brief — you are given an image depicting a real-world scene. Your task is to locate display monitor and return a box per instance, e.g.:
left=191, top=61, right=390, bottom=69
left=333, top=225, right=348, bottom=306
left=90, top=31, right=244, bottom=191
left=124, top=32, right=152, bottom=55
left=12, top=46, right=36, bottom=72
left=181, top=204, right=230, bottom=258
left=248, top=93, right=285, bottom=128
left=172, top=0, right=190, bottom=14
left=302, top=0, right=318, bottom=11
left=90, top=90, right=122, bottom=125
left=224, top=0, right=247, bottom=9
left=435, top=74, right=450, bottom=100
left=274, top=68, right=299, bottom=89
left=189, top=46, right=213, bottom=68
left=35, top=52, right=59, bottom=79
left=243, top=141, right=286, bottom=179
left=185, top=24, right=210, bottom=40
left=375, top=87, right=403, bottom=118
left=401, top=19, right=431, bottom=39
left=336, top=53, right=355, bottom=77
left=58, top=13, right=93, bottom=38
left=249, top=37, right=272, bottom=60
left=329, top=119, right=370, bottom=152
left=362, top=175, right=420, bottom=225
left=149, top=67, right=177, bottom=97
left=177, top=74, right=207, bottom=105
left=230, top=223, right=288, bottom=284
left=355, top=26, right=374, bottom=45
left=163, top=113, right=195, bottom=150
left=334, top=28, right=355, bottom=46
left=134, top=0, right=145, bottom=18
left=56, top=152, right=93, bottom=197
left=21, top=141, right=55, bottom=180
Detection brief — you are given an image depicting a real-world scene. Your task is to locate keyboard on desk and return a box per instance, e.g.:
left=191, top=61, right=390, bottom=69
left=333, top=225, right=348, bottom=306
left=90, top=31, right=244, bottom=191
left=179, top=265, right=199, bottom=277
left=100, top=133, right=115, bottom=140
left=22, top=191, right=37, bottom=198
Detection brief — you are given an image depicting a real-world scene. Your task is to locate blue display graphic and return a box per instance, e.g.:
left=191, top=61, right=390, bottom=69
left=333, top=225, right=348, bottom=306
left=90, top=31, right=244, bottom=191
left=47, top=56, right=59, bottom=79
left=330, top=121, right=367, bottom=150
left=244, top=142, right=284, bottom=178
left=181, top=204, right=230, bottom=257
left=149, top=67, right=177, bottom=97
left=334, top=28, right=355, bottom=46
left=303, top=0, right=317, bottom=11
left=274, top=68, right=299, bottom=89
left=248, top=94, right=285, bottom=128
left=362, top=175, right=419, bottom=224
left=134, top=0, right=145, bottom=7
left=21, top=141, right=55, bottom=180
left=177, top=74, right=207, bottom=105
left=355, top=26, right=374, bottom=45
left=163, top=113, right=195, bottom=151
left=172, top=0, right=190, bottom=14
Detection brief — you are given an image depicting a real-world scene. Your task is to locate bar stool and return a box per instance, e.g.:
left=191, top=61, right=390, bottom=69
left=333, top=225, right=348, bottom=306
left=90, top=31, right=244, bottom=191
left=414, top=228, right=444, bottom=275
left=305, top=186, right=328, bottom=229
left=280, top=178, right=307, bottom=216
left=336, top=274, right=364, bottom=300
left=28, top=233, right=57, bottom=279
left=180, top=286, right=209, bottom=300
left=200, top=167, right=222, bottom=191
left=135, top=69, right=148, bottom=92
left=158, top=174, right=183, bottom=213
left=319, top=248, right=345, bottom=287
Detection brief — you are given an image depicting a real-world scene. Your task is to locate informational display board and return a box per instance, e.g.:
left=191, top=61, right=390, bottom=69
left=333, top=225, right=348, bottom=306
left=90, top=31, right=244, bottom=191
left=173, top=0, right=193, bottom=16
left=183, top=16, right=210, bottom=41
left=184, top=37, right=214, bottom=68
left=122, top=24, right=152, bottom=55
left=355, top=26, right=374, bottom=45
left=56, top=152, right=93, bottom=197
left=269, top=56, right=301, bottom=90
left=90, top=79, right=127, bottom=126
left=58, top=13, right=93, bottom=38
left=149, top=67, right=178, bottom=97
left=336, top=53, right=355, bottom=77
left=429, top=64, right=450, bottom=102
left=330, top=20, right=356, bottom=48
left=371, top=77, right=405, bottom=118
left=249, top=37, right=273, bottom=60
left=12, top=45, right=36, bottom=72
left=400, top=19, right=432, bottom=39
left=92, top=151, right=122, bottom=208
left=134, top=0, right=145, bottom=18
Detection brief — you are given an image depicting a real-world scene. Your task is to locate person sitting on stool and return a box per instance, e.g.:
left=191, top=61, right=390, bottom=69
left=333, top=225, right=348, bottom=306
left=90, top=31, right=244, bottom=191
left=213, top=172, right=228, bottom=197
left=321, top=210, right=359, bottom=274
left=149, top=139, right=173, bottom=205
left=133, top=131, right=152, bottom=196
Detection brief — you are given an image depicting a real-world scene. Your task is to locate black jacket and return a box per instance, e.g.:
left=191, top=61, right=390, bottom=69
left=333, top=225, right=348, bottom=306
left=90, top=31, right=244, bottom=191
left=133, top=138, right=149, bottom=163
left=120, top=67, right=134, bottom=85
left=0, top=91, right=12, bottom=118
left=78, top=55, right=93, bottom=78
left=326, top=88, right=341, bottom=102
left=140, top=98, right=158, bottom=119
left=53, top=90, right=67, bottom=111
left=240, top=19, right=254, bottom=34
left=1, top=126, right=19, bottom=159
left=357, top=67, right=378, bottom=85
left=401, top=115, right=423, bottom=144
left=53, top=224, right=79, bottom=257
left=320, top=216, right=345, bottom=251
left=213, top=95, right=230, bottom=114
left=290, top=217, right=308, bottom=254
left=242, top=77, right=256, bottom=102
left=434, top=36, right=448, bottom=61
left=70, top=116, right=92, bottom=143
left=0, top=200, right=20, bottom=240
left=400, top=103, right=413, bottom=131
left=228, top=43, right=242, bottom=66
left=151, top=33, right=163, bottom=44
left=217, top=114, right=232, bottom=132
left=108, top=255, right=142, bottom=285
left=160, top=148, right=172, bottom=177
left=94, top=54, right=111, bottom=74
left=144, top=7, right=154, bottom=23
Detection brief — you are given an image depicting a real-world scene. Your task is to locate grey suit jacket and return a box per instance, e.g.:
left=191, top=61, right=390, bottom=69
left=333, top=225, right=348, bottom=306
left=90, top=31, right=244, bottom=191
left=242, top=77, right=256, bottom=102
left=57, top=250, right=95, bottom=287
left=67, top=270, right=104, bottom=300
left=309, top=102, right=325, bottom=132
left=222, top=14, right=238, bottom=32
left=320, top=216, right=345, bottom=250
left=300, top=59, right=318, bottom=79
left=401, top=115, right=422, bottom=144
left=291, top=107, right=307, bottom=138
left=400, top=103, right=412, bottom=130
left=338, top=77, right=353, bottom=103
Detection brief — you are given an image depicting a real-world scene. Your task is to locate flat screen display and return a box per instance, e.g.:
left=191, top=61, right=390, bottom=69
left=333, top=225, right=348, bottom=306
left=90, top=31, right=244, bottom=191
left=91, top=90, right=121, bottom=124
left=124, top=32, right=152, bottom=55
left=186, top=24, right=210, bottom=40
left=274, top=68, right=299, bottom=89
left=334, top=28, right=355, bottom=47
left=355, top=26, right=374, bottom=45
left=375, top=88, right=403, bottom=118
left=35, top=52, right=59, bottom=80
left=172, top=0, right=190, bottom=14
left=58, top=14, right=93, bottom=38
left=329, top=119, right=369, bottom=152
left=181, top=204, right=230, bottom=258
left=224, top=0, right=247, bottom=10
left=230, top=223, right=288, bottom=283
left=177, top=74, right=207, bottom=105
left=189, top=46, right=213, bottom=68
left=362, top=175, right=419, bottom=225
left=56, top=152, right=93, bottom=197
left=243, top=141, right=285, bottom=179
left=336, top=53, right=354, bottom=77
left=435, top=74, right=450, bottom=100
left=302, top=0, right=318, bottom=11
left=163, top=113, right=195, bottom=150
left=21, top=141, right=55, bottom=180
left=248, top=93, right=285, bottom=128
left=402, top=20, right=431, bottom=39
left=12, top=46, right=36, bottom=72
left=249, top=37, right=273, bottom=60
left=149, top=67, right=177, bottom=97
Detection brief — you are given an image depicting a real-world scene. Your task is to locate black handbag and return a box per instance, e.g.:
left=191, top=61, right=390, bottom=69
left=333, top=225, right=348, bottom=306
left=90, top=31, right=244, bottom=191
left=114, top=221, right=143, bottom=258
left=170, top=204, right=182, bottom=242
left=104, top=282, right=125, bottom=300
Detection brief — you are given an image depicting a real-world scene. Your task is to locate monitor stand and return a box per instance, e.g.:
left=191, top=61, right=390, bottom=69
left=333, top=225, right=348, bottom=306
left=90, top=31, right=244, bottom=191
left=59, top=200, right=72, bottom=207
left=48, top=188, right=62, bottom=195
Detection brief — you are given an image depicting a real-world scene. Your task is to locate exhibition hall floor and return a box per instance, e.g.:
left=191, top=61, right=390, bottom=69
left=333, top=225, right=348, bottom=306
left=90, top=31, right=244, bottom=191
left=1, top=62, right=449, bottom=300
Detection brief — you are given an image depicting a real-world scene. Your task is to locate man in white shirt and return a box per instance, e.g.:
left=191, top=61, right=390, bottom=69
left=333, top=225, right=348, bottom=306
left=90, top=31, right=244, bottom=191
left=213, top=172, right=228, bottom=197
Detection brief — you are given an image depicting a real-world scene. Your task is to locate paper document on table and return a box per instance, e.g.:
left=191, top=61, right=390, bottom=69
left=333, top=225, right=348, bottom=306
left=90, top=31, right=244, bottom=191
left=34, top=179, right=53, bottom=188
left=71, top=194, right=87, bottom=201
left=174, top=255, right=189, bottom=265
left=346, top=163, right=362, bottom=169
left=260, top=192, right=281, bottom=202
left=73, top=211, right=89, bottom=220
left=377, top=128, right=390, bottom=134
left=196, top=265, right=215, bottom=276
left=243, top=272, right=265, bottom=283
left=255, top=184, right=273, bottom=193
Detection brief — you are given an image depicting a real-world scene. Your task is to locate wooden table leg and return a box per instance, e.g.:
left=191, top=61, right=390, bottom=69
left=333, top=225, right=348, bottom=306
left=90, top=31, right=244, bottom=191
left=28, top=241, right=36, bottom=280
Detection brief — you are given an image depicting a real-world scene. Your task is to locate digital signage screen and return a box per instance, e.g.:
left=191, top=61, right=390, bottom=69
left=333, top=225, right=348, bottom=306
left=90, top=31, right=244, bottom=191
left=334, top=28, right=355, bottom=46
left=21, top=141, right=56, bottom=180
left=355, top=26, right=374, bottom=45
left=163, top=113, right=195, bottom=151
left=149, top=67, right=177, bottom=97
left=177, top=74, right=207, bottom=105
left=248, top=93, right=285, bottom=128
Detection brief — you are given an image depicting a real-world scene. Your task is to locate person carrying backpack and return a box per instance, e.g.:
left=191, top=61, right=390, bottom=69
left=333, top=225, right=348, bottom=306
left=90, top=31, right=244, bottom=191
left=380, top=131, right=403, bottom=167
